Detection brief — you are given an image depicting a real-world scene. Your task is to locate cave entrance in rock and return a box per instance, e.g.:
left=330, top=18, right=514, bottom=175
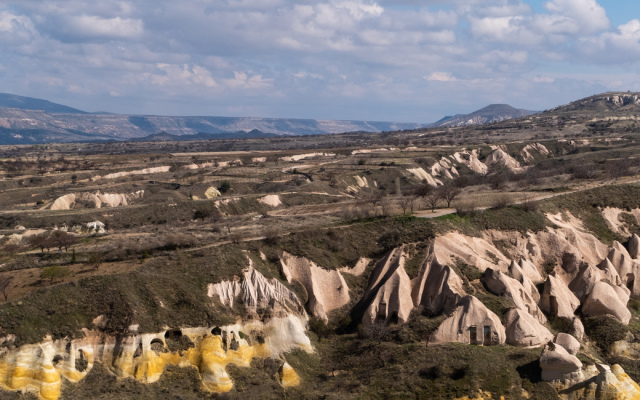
left=627, top=274, right=635, bottom=292
left=468, top=326, right=477, bottom=345
left=483, top=326, right=491, bottom=346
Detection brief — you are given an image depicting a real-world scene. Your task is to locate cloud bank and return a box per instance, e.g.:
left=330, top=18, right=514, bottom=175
left=0, top=0, right=639, bottom=122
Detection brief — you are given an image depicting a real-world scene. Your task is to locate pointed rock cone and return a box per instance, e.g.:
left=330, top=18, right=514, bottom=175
left=276, top=362, right=301, bottom=388
left=539, top=275, right=580, bottom=319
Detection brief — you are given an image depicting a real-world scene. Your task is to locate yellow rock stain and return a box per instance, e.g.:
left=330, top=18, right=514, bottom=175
left=0, top=330, right=301, bottom=400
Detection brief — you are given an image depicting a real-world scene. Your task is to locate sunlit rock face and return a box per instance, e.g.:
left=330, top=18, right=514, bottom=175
left=0, top=316, right=312, bottom=400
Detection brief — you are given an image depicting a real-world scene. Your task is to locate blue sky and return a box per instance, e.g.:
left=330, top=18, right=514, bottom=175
left=1, top=0, right=640, bottom=123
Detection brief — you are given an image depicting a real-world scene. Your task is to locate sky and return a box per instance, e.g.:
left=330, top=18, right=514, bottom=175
left=1, top=0, right=640, bottom=123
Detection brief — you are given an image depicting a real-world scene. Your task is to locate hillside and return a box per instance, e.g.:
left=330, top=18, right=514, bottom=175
left=0, top=93, right=427, bottom=144
left=431, top=104, right=537, bottom=128
left=0, top=93, right=87, bottom=114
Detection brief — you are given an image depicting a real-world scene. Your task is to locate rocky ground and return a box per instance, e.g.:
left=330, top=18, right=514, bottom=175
left=2, top=94, right=640, bottom=399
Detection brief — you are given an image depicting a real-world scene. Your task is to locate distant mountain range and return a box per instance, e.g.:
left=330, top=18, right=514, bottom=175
left=0, top=93, right=542, bottom=144
left=429, top=104, right=537, bottom=128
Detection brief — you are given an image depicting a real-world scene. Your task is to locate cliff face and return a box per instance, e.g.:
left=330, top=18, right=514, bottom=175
left=0, top=317, right=311, bottom=400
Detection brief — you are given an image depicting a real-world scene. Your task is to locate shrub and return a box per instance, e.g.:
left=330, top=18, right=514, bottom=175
left=40, top=265, right=71, bottom=282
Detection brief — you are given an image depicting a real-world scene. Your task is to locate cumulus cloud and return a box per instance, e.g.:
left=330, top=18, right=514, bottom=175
left=0, top=0, right=639, bottom=122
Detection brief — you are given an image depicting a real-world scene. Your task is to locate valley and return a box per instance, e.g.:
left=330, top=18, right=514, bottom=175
left=2, top=92, right=640, bottom=399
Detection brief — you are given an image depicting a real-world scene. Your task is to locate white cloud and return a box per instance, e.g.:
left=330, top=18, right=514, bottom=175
left=544, top=0, right=609, bottom=33
left=426, top=72, right=457, bottom=82
left=66, top=15, right=143, bottom=39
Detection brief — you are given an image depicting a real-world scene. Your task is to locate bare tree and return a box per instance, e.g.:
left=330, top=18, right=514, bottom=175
left=424, top=194, right=441, bottom=213
left=398, top=195, right=417, bottom=215
left=437, top=185, right=462, bottom=208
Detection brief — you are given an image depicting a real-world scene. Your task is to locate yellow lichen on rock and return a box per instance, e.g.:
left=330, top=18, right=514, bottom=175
left=277, top=362, right=300, bottom=387
left=0, top=316, right=311, bottom=400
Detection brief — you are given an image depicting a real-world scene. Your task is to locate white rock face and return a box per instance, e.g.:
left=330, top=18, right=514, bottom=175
left=360, top=249, right=414, bottom=327
left=411, top=249, right=465, bottom=316
left=481, top=268, right=546, bottom=324
left=208, top=263, right=305, bottom=317
left=429, top=296, right=506, bottom=346
left=0, top=317, right=312, bottom=400
left=540, top=275, right=580, bottom=319
left=582, top=281, right=631, bottom=324
left=50, top=190, right=144, bottom=210
left=205, top=187, right=222, bottom=198
left=280, top=152, right=335, bottom=162
left=339, top=258, right=370, bottom=276
left=430, top=232, right=511, bottom=273
left=452, top=149, right=488, bottom=175
left=279, top=252, right=350, bottom=322
left=554, top=333, right=580, bottom=356
left=86, top=221, right=106, bottom=234
left=540, top=343, right=583, bottom=383
left=509, top=260, right=541, bottom=303
left=258, top=195, right=282, bottom=207
left=406, top=168, right=442, bottom=187
left=485, top=147, right=524, bottom=173
left=521, top=143, right=549, bottom=162
left=93, top=166, right=171, bottom=180
left=629, top=234, right=640, bottom=260
left=504, top=308, right=553, bottom=347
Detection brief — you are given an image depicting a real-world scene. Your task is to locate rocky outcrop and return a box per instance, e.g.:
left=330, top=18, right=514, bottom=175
left=540, top=342, right=583, bottom=383
left=353, top=248, right=414, bottom=327
left=93, top=166, right=171, bottom=180
left=431, top=157, right=459, bottom=180
left=411, top=249, right=465, bottom=316
left=582, top=282, right=631, bottom=324
left=50, top=190, right=144, bottom=210
left=205, top=187, right=221, bottom=198
left=208, top=263, right=305, bottom=317
left=504, top=308, right=553, bottom=347
left=431, top=232, right=510, bottom=273
left=540, top=275, right=580, bottom=319
left=452, top=149, right=488, bottom=175
left=429, top=296, right=506, bottom=346
left=406, top=168, right=442, bottom=187
left=554, top=333, right=580, bottom=356
left=0, top=317, right=311, bottom=400
left=521, top=143, right=549, bottom=162
left=485, top=147, right=524, bottom=174
left=339, top=258, right=370, bottom=276
left=509, top=260, right=541, bottom=303
left=258, top=195, right=282, bottom=207
left=630, top=234, right=640, bottom=260
left=481, top=268, right=545, bottom=324
left=279, top=252, right=350, bottom=322
left=557, top=364, right=640, bottom=399
left=276, top=362, right=300, bottom=387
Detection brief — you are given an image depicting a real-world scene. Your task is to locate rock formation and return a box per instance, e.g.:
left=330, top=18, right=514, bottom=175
left=630, top=234, right=640, bottom=260
left=411, top=249, right=465, bottom=316
left=451, top=149, right=488, bottom=175
left=205, top=187, right=221, bottom=198
left=406, top=167, right=442, bottom=187
left=0, top=317, right=311, bottom=400
left=279, top=252, right=350, bottom=321
left=208, top=262, right=305, bottom=317
left=50, top=190, right=144, bottom=210
left=339, top=258, right=370, bottom=276
left=539, top=342, right=583, bottom=383
left=521, top=143, right=549, bottom=162
left=258, top=195, right=282, bottom=207
left=429, top=296, right=506, bottom=346
left=92, top=166, right=171, bottom=180
left=540, top=275, right=580, bottom=319
left=504, top=308, right=553, bottom=347
left=352, top=248, right=414, bottom=327
left=582, top=281, right=631, bottom=324
left=482, top=268, right=546, bottom=323
left=554, top=333, right=580, bottom=356
left=485, top=147, right=524, bottom=173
